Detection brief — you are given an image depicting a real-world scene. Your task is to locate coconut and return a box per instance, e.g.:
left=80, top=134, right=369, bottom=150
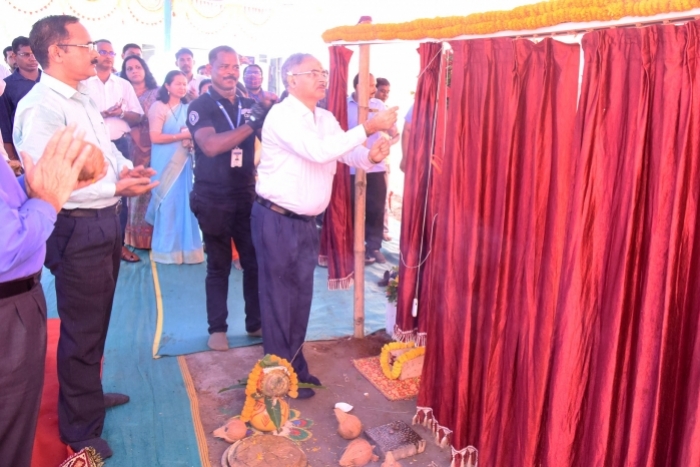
left=339, top=438, right=377, bottom=467
left=78, top=143, right=106, bottom=182
left=334, top=408, right=362, bottom=440
left=260, top=368, right=291, bottom=398
left=213, top=418, right=248, bottom=443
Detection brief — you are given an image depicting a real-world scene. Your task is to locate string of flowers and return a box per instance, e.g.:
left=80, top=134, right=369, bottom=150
left=322, top=0, right=700, bottom=43
left=380, top=341, right=425, bottom=379
left=236, top=355, right=299, bottom=422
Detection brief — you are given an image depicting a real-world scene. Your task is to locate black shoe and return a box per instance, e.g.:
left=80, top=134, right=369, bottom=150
left=296, top=388, right=316, bottom=399
left=104, top=392, right=130, bottom=408
left=378, top=270, right=391, bottom=287
left=302, top=375, right=322, bottom=386
left=69, top=437, right=113, bottom=459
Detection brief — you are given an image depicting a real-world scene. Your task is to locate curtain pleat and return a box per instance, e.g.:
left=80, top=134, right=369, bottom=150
left=319, top=45, right=355, bottom=290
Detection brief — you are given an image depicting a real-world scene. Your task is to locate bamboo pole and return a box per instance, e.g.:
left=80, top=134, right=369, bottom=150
left=353, top=43, right=370, bottom=338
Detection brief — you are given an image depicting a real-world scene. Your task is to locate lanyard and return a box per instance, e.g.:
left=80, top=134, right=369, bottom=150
left=208, top=90, right=241, bottom=130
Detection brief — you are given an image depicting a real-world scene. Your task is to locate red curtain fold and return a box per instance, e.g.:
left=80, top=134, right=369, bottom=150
left=415, top=37, right=580, bottom=464
left=545, top=24, right=700, bottom=467
left=319, top=45, right=355, bottom=290
left=417, top=21, right=700, bottom=467
left=395, top=42, right=443, bottom=342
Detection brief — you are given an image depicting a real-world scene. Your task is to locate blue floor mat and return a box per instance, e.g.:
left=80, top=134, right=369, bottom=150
left=154, top=232, right=398, bottom=357
left=40, top=252, right=203, bottom=466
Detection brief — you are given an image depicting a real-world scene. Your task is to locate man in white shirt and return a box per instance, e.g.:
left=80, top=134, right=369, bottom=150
left=254, top=53, right=397, bottom=398
left=176, top=47, right=205, bottom=102
left=83, top=39, right=143, bottom=262
left=14, top=15, right=156, bottom=459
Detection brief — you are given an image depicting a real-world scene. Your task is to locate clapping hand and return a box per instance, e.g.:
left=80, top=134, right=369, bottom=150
left=101, top=99, right=123, bottom=118
left=126, top=165, right=156, bottom=179
left=20, top=124, right=98, bottom=212
left=115, top=166, right=159, bottom=197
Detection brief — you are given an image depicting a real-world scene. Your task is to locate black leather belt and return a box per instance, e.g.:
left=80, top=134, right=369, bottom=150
left=255, top=196, right=314, bottom=222
left=0, top=271, right=40, bottom=300
left=59, top=201, right=121, bottom=218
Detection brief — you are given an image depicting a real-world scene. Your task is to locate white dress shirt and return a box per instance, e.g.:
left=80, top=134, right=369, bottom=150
left=82, top=74, right=143, bottom=141
left=13, top=73, right=133, bottom=209
left=0, top=65, right=10, bottom=80
left=187, top=74, right=207, bottom=100
left=347, top=96, right=387, bottom=174
left=257, top=94, right=377, bottom=216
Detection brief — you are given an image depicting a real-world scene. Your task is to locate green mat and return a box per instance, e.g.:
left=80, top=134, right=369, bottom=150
left=41, top=253, right=204, bottom=466
left=153, top=236, right=398, bottom=357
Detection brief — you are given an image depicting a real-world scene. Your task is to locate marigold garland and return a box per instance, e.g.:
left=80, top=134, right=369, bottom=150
left=322, top=0, right=700, bottom=43
left=380, top=341, right=425, bottom=380
left=240, top=354, right=299, bottom=422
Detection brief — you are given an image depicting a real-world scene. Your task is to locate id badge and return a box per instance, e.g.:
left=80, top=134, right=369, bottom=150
left=231, top=147, right=243, bottom=168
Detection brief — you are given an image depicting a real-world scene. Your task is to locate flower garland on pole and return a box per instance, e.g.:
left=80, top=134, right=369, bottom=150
left=322, top=0, right=700, bottom=43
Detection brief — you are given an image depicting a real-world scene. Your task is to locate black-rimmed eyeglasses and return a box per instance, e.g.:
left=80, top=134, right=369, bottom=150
left=56, top=42, right=97, bottom=51
left=287, top=69, right=329, bottom=80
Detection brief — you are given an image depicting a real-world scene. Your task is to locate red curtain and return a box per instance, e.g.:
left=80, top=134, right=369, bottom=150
left=415, top=37, right=580, bottom=464
left=545, top=24, right=700, bottom=467
left=416, top=22, right=700, bottom=467
left=319, top=45, right=355, bottom=289
left=395, top=42, right=443, bottom=342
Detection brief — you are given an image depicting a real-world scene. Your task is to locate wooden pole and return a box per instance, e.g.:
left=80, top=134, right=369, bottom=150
left=353, top=43, right=370, bottom=338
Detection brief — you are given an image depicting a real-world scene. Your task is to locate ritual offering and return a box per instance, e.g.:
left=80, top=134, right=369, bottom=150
left=221, top=435, right=307, bottom=467
left=381, top=452, right=402, bottom=467
left=364, top=421, right=426, bottom=461
left=338, top=438, right=378, bottom=467
left=334, top=407, right=362, bottom=440
left=213, top=417, right=248, bottom=443
left=379, top=342, right=425, bottom=380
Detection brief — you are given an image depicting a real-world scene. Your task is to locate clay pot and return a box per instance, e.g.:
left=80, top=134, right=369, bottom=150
left=249, top=398, right=289, bottom=432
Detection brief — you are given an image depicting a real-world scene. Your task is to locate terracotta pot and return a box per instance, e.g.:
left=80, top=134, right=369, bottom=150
left=249, top=398, right=289, bottom=432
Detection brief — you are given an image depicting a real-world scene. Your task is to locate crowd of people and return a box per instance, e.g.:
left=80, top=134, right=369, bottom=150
left=0, top=13, right=399, bottom=467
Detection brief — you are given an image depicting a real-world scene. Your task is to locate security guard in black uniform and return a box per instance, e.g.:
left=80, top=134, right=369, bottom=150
left=186, top=45, right=272, bottom=351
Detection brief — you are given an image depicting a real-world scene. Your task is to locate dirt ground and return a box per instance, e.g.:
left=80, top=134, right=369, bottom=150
left=185, top=331, right=452, bottom=467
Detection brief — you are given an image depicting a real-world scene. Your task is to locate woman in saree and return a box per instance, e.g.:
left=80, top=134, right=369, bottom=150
left=146, top=70, right=204, bottom=264
left=121, top=55, right=158, bottom=252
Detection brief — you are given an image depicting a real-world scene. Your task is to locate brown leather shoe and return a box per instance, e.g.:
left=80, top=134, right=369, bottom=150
left=104, top=392, right=130, bottom=408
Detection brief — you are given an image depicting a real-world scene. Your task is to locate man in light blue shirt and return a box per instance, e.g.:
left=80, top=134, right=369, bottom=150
left=13, top=15, right=157, bottom=459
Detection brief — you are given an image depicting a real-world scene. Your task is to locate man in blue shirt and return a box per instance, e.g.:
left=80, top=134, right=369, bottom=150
left=0, top=125, right=96, bottom=467
left=0, top=36, right=41, bottom=161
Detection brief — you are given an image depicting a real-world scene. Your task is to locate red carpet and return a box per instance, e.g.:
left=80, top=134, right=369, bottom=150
left=31, top=318, right=67, bottom=467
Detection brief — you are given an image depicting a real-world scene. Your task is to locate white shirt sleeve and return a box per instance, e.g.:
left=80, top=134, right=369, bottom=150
left=122, top=81, right=143, bottom=115
left=264, top=108, right=368, bottom=165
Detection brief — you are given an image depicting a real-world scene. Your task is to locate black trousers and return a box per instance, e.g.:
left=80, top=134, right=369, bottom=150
left=44, top=208, right=121, bottom=446
left=190, top=190, right=261, bottom=334
left=112, top=136, right=131, bottom=245
left=0, top=283, right=46, bottom=467
left=350, top=171, right=388, bottom=251
left=251, top=202, right=318, bottom=382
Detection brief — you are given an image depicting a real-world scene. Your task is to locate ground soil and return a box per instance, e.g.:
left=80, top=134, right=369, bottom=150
left=185, top=331, right=452, bottom=467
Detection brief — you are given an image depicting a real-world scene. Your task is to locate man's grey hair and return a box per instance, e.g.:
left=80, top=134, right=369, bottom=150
left=281, top=53, right=315, bottom=88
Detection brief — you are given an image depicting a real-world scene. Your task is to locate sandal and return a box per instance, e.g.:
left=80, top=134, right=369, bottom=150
left=121, top=246, right=140, bottom=263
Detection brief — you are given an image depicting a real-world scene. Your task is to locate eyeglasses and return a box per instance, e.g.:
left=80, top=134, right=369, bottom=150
left=97, top=50, right=116, bottom=57
left=16, top=52, right=35, bottom=58
left=287, top=69, right=329, bottom=80
left=57, top=42, right=97, bottom=51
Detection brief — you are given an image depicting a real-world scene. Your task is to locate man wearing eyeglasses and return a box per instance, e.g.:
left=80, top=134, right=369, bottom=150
left=83, top=39, right=144, bottom=263
left=1, top=36, right=41, bottom=162
left=253, top=53, right=398, bottom=398
left=13, top=15, right=157, bottom=459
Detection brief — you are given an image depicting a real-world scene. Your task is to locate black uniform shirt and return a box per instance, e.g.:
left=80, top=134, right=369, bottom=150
left=186, top=87, right=256, bottom=197
left=0, top=68, right=42, bottom=142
